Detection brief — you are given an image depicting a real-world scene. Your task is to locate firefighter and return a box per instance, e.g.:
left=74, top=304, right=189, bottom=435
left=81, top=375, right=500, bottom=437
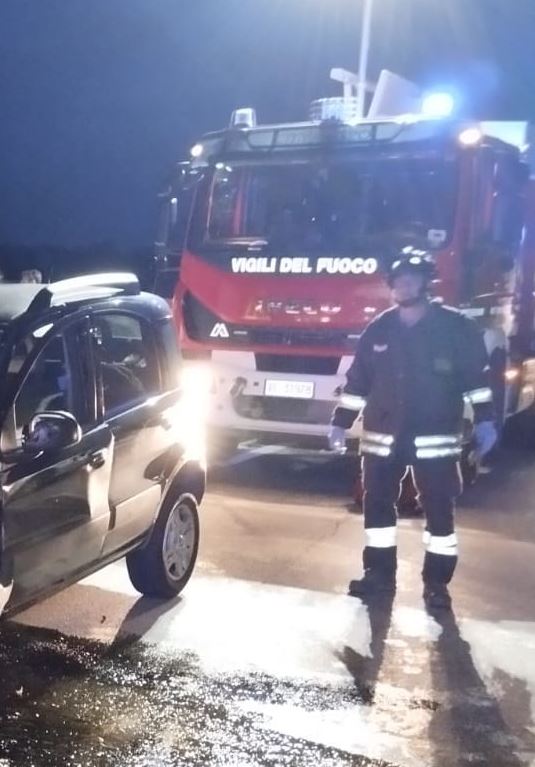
left=328, top=248, right=497, bottom=610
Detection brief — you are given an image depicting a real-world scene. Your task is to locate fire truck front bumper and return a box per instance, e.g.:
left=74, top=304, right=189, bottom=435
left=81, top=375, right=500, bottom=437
left=201, top=351, right=363, bottom=445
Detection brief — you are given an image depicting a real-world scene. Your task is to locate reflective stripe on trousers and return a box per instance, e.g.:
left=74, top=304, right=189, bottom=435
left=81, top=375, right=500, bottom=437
left=414, top=433, right=462, bottom=460
left=423, top=530, right=458, bottom=556
left=361, top=432, right=462, bottom=460
left=360, top=430, right=394, bottom=458
left=365, top=526, right=397, bottom=548
left=416, top=446, right=462, bottom=459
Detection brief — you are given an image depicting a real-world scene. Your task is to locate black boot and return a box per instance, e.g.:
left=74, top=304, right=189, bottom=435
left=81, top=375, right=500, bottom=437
left=423, top=582, right=452, bottom=610
left=349, top=545, right=397, bottom=598
left=348, top=569, right=396, bottom=598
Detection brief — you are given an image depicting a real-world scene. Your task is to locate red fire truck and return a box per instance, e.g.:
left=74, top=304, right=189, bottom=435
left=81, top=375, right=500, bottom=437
left=154, top=72, right=535, bottom=454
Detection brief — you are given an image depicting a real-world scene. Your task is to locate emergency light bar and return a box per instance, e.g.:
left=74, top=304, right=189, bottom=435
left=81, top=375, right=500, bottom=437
left=310, top=98, right=360, bottom=123
left=223, top=118, right=452, bottom=154
left=422, top=92, right=455, bottom=119
left=230, top=108, right=257, bottom=129
left=310, top=68, right=374, bottom=124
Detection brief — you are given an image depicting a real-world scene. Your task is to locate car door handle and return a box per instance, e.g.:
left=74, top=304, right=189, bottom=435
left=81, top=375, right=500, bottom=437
left=145, top=410, right=173, bottom=431
left=158, top=413, right=174, bottom=431
left=87, top=450, right=106, bottom=469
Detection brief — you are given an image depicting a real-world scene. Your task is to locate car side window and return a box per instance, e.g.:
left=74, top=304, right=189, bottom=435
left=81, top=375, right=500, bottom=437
left=91, top=313, right=161, bottom=415
left=13, top=334, right=72, bottom=439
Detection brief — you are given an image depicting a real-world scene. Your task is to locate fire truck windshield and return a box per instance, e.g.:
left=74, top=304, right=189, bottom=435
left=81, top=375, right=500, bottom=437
left=194, top=157, right=458, bottom=257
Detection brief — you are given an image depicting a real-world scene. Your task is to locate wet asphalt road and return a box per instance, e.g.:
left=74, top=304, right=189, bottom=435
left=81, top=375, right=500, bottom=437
left=2, top=444, right=535, bottom=766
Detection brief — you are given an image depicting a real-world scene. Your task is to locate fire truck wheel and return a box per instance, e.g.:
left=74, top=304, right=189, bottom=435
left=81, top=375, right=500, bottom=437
left=460, top=444, right=479, bottom=487
left=210, top=433, right=241, bottom=459
left=503, top=404, right=535, bottom=450
left=488, top=347, right=506, bottom=437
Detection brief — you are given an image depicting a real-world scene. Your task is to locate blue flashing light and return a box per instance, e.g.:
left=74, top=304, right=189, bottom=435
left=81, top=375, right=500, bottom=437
left=421, top=92, right=455, bottom=119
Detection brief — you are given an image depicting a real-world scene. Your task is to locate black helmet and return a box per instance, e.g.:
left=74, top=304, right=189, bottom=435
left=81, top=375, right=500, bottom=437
left=387, top=247, right=437, bottom=287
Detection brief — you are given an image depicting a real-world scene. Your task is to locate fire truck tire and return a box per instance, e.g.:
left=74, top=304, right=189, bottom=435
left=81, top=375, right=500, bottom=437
left=460, top=443, right=479, bottom=487
left=210, top=433, right=241, bottom=459
left=488, top=346, right=507, bottom=437
left=504, top=404, right=535, bottom=450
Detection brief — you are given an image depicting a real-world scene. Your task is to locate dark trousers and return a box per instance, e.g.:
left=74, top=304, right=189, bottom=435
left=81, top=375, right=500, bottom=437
left=361, top=451, right=462, bottom=584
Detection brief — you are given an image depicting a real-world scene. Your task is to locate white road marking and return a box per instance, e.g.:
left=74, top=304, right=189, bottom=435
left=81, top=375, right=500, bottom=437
left=213, top=444, right=288, bottom=468
left=212, top=443, right=357, bottom=469
left=462, top=619, right=535, bottom=727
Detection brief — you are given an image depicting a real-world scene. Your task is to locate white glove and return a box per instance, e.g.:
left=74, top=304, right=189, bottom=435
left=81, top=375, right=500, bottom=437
left=328, top=425, right=347, bottom=453
left=474, top=421, right=498, bottom=457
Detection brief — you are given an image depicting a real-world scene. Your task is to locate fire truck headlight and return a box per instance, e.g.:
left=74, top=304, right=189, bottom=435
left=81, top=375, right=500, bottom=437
left=421, top=92, right=455, bottom=119
left=505, top=367, right=520, bottom=383
left=181, top=363, right=214, bottom=397
left=177, top=363, right=213, bottom=468
left=190, top=143, right=204, bottom=159
left=458, top=127, right=483, bottom=147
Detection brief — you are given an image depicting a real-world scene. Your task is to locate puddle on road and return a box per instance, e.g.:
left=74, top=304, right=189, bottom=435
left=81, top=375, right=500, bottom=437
left=0, top=623, right=395, bottom=767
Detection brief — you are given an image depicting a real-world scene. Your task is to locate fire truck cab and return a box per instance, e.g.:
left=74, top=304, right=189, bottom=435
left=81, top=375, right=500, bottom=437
left=154, top=74, right=535, bottom=451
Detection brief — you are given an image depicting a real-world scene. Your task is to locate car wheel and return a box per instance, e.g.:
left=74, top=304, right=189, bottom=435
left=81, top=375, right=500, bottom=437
left=126, top=493, right=200, bottom=599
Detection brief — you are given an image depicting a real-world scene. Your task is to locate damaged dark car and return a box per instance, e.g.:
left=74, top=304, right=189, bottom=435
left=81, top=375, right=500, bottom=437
left=0, top=274, right=205, bottom=616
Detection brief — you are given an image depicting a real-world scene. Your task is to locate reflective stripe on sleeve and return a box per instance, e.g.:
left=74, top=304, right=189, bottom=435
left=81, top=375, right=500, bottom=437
left=361, top=430, right=395, bottom=446
left=340, top=394, right=367, bottom=411
left=416, top=446, right=462, bottom=459
left=465, top=387, right=493, bottom=405
left=360, top=442, right=392, bottom=458
left=414, top=434, right=462, bottom=448
left=426, top=533, right=458, bottom=556
left=365, top=526, right=397, bottom=548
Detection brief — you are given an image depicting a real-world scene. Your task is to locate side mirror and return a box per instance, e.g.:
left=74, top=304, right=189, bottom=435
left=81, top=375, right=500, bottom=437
left=23, top=411, right=82, bottom=454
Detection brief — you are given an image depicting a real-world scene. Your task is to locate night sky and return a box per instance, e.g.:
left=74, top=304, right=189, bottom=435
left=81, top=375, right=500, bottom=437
left=1, top=0, right=535, bottom=249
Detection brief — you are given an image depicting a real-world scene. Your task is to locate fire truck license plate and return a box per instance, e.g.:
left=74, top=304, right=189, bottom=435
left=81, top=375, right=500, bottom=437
left=265, top=380, right=315, bottom=399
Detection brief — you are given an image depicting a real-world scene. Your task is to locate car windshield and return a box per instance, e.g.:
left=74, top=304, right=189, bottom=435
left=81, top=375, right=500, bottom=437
left=199, top=157, right=458, bottom=256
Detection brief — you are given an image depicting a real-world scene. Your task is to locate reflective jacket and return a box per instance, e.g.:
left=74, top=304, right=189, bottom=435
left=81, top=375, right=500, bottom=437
left=332, top=303, right=493, bottom=459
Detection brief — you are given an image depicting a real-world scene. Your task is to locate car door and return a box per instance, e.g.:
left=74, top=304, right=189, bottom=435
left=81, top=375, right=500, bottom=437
left=89, top=310, right=179, bottom=555
left=1, top=317, right=113, bottom=604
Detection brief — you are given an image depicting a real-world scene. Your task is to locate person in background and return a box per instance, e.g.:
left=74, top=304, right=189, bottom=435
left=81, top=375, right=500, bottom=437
left=20, top=269, right=43, bottom=284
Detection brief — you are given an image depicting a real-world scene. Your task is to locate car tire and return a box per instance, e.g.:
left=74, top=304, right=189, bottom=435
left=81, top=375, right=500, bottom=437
left=126, top=493, right=200, bottom=599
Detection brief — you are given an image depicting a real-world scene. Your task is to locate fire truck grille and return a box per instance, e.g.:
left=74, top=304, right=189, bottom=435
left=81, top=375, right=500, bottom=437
left=249, top=328, right=356, bottom=350
left=233, top=395, right=333, bottom=425
left=182, top=292, right=359, bottom=351
left=255, top=354, right=340, bottom=375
